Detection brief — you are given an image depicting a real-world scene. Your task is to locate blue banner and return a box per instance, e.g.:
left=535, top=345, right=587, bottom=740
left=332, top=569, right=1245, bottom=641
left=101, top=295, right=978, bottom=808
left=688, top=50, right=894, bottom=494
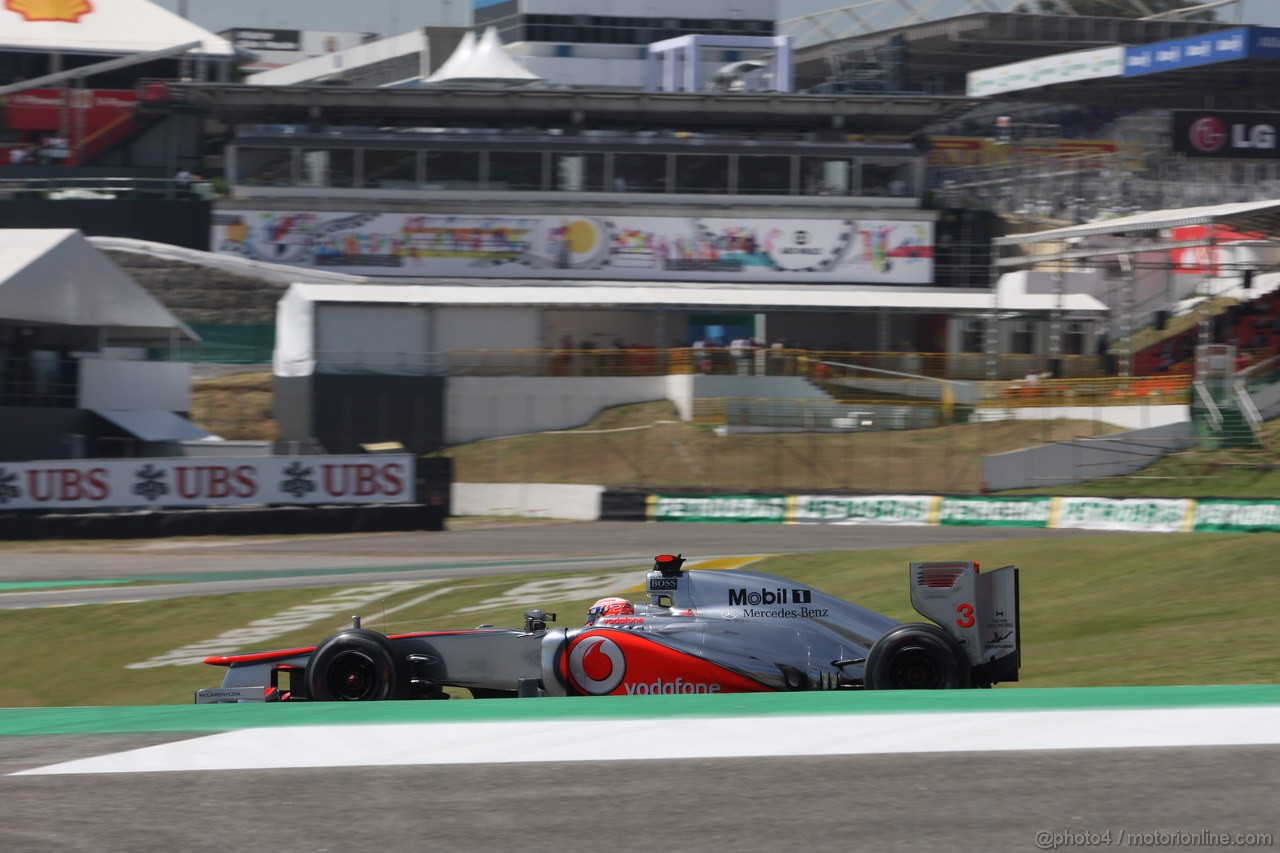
left=1124, top=28, right=1247, bottom=77
left=1249, top=27, right=1280, bottom=59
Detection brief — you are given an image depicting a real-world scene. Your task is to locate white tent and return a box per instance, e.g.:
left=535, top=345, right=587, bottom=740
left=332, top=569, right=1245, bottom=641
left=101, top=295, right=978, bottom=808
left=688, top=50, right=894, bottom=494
left=0, top=0, right=234, bottom=56
left=423, top=26, right=540, bottom=84
left=0, top=229, right=195, bottom=343
left=422, top=29, right=477, bottom=84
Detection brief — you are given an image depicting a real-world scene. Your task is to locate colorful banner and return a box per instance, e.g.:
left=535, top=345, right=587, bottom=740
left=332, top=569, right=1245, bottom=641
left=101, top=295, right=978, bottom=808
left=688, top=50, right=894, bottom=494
left=937, top=496, right=1051, bottom=528
left=1053, top=497, right=1192, bottom=533
left=968, top=47, right=1123, bottom=97
left=1193, top=500, right=1280, bottom=533
left=1169, top=224, right=1265, bottom=274
left=790, top=495, right=933, bottom=526
left=212, top=211, right=935, bottom=284
left=3, top=88, right=137, bottom=132
left=0, top=456, right=415, bottom=511
left=926, top=136, right=1118, bottom=168
left=649, top=495, right=786, bottom=523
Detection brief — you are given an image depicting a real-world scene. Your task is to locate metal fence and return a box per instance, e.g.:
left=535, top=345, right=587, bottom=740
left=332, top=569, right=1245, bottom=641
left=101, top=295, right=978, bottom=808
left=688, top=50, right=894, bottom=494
left=307, top=348, right=1107, bottom=382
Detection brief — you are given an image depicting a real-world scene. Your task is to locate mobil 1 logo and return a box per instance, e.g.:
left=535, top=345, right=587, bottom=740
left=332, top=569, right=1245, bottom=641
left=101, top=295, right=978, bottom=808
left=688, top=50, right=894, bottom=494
left=728, top=586, right=812, bottom=606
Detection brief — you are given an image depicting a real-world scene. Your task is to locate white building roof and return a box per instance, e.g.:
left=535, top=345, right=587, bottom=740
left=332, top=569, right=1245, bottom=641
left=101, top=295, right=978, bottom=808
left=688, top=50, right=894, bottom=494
left=0, top=0, right=234, bottom=56
left=0, top=230, right=194, bottom=342
left=280, top=280, right=1106, bottom=314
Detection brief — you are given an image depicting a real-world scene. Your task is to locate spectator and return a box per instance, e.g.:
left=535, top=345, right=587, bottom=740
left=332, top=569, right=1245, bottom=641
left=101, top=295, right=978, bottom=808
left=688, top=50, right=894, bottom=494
left=175, top=168, right=194, bottom=198
left=729, top=336, right=751, bottom=375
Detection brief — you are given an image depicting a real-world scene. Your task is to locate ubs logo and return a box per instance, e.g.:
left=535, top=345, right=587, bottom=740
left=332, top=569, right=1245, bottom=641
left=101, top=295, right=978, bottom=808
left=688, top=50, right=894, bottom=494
left=1188, top=117, right=1227, bottom=153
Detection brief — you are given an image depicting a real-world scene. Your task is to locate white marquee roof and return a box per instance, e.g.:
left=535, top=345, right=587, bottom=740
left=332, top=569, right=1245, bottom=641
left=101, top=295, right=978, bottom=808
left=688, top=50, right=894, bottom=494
left=0, top=230, right=194, bottom=341
left=0, top=0, right=234, bottom=57
left=423, top=26, right=540, bottom=84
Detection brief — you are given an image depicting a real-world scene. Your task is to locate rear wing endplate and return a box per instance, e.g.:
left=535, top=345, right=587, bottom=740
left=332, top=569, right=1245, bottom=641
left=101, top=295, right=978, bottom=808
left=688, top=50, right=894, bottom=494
left=909, top=561, right=1020, bottom=680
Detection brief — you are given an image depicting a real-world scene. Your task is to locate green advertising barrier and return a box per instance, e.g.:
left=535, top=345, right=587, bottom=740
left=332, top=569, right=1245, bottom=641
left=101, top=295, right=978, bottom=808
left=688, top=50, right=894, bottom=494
left=937, top=496, right=1052, bottom=528
left=790, top=494, right=934, bottom=525
left=1193, top=500, right=1280, bottom=533
left=1053, top=497, right=1192, bottom=533
left=649, top=494, right=786, bottom=523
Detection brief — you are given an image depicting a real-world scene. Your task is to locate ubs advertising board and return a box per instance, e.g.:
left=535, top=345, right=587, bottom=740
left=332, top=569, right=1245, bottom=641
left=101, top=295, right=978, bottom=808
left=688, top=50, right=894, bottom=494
left=212, top=211, right=935, bottom=284
left=0, top=456, right=415, bottom=511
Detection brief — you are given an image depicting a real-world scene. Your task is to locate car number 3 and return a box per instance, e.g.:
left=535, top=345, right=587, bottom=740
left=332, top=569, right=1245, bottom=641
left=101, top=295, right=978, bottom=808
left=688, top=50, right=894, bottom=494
left=955, top=603, right=975, bottom=628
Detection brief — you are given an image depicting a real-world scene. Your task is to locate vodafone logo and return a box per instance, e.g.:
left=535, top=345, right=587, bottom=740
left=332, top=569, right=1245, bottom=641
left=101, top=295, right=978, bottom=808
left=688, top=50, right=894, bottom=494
left=568, top=635, right=625, bottom=695
left=1188, top=117, right=1227, bottom=153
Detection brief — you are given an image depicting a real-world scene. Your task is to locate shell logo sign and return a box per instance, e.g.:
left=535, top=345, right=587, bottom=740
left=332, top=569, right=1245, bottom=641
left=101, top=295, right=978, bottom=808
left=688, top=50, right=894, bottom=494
left=5, top=0, right=93, bottom=23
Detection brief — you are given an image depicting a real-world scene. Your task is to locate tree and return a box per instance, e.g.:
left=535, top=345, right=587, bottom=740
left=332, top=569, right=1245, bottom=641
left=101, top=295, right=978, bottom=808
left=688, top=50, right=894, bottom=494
left=1013, top=0, right=1218, bottom=20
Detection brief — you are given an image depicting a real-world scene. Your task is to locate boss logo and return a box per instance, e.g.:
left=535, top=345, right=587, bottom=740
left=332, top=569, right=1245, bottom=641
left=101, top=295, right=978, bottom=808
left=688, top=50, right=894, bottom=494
left=728, top=587, right=812, bottom=606
left=648, top=577, right=679, bottom=590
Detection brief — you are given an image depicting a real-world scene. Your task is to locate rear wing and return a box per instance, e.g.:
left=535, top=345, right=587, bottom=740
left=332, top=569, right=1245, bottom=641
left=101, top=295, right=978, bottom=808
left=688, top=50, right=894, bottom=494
left=909, top=561, right=1020, bottom=684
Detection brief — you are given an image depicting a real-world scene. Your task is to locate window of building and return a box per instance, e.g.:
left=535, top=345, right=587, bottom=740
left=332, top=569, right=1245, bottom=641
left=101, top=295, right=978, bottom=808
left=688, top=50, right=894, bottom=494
left=611, top=152, right=667, bottom=192
left=235, top=147, right=293, bottom=186
left=424, top=150, right=481, bottom=190
left=1012, top=319, right=1035, bottom=354
left=488, top=150, right=544, bottom=190
left=361, top=149, right=419, bottom=189
left=674, top=154, right=729, bottom=194
left=736, top=155, right=791, bottom=194
left=862, top=160, right=913, bottom=197
left=554, top=152, right=605, bottom=191
left=801, top=156, right=851, bottom=195
left=300, top=148, right=354, bottom=188
left=962, top=318, right=985, bottom=353
left=1064, top=321, right=1087, bottom=356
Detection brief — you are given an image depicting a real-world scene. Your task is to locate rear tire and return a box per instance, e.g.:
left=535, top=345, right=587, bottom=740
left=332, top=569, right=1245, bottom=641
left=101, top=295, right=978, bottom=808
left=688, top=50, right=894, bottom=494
left=306, top=629, right=408, bottom=701
left=864, top=623, right=970, bottom=690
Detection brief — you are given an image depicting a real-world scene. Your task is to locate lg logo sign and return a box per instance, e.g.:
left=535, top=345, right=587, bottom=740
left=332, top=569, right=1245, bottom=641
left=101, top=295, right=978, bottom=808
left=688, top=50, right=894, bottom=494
left=1188, top=116, right=1276, bottom=153
left=1188, top=117, right=1227, bottom=153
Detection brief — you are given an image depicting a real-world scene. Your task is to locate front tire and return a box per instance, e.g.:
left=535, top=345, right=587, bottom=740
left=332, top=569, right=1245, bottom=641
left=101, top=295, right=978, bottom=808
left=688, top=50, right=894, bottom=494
left=306, top=629, right=408, bottom=701
left=864, top=623, right=971, bottom=690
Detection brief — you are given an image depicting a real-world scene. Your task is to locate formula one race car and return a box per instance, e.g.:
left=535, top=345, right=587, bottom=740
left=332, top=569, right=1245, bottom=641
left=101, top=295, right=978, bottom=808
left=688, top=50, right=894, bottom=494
left=195, top=555, right=1019, bottom=703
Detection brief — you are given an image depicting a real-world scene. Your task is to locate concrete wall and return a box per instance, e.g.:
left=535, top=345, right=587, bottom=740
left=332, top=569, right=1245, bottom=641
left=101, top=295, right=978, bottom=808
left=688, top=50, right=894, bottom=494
left=979, top=404, right=1190, bottom=431
left=444, top=374, right=829, bottom=442
left=452, top=483, right=604, bottom=520
left=78, top=358, right=192, bottom=412
left=983, top=422, right=1196, bottom=491
left=445, top=376, right=672, bottom=443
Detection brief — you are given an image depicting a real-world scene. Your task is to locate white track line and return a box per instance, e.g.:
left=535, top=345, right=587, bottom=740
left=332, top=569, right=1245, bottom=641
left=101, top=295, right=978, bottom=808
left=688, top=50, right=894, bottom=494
left=14, top=706, right=1280, bottom=776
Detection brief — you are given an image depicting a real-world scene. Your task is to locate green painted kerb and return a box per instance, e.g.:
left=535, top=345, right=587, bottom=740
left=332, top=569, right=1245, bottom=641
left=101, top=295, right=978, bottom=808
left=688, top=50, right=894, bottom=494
left=0, top=685, right=1276, bottom=737
left=0, top=579, right=133, bottom=592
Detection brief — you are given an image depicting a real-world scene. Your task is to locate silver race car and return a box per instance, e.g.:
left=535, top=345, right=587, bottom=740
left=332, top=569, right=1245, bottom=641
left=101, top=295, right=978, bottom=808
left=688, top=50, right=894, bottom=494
left=196, top=555, right=1019, bottom=703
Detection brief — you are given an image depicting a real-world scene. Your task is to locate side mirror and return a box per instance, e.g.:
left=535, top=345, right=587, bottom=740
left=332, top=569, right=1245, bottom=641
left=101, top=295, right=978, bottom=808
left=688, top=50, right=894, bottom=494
left=524, top=610, right=555, bottom=632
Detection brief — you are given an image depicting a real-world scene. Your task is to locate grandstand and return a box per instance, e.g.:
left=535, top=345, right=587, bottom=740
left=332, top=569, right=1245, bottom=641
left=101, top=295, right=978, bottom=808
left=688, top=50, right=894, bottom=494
left=2, top=0, right=1279, bottom=489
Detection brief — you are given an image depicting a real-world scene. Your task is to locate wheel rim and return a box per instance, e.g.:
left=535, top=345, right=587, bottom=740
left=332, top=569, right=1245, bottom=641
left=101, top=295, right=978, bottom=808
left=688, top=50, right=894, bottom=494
left=888, top=647, right=944, bottom=689
left=325, top=650, right=384, bottom=700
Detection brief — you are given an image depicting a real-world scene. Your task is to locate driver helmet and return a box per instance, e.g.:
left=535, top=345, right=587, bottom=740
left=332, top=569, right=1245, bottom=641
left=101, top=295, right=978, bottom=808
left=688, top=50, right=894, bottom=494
left=586, top=596, right=634, bottom=625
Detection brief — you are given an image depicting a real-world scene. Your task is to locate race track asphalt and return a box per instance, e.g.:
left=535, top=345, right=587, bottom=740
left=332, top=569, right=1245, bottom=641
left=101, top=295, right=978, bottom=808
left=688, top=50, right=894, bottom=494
left=2, top=739, right=1276, bottom=853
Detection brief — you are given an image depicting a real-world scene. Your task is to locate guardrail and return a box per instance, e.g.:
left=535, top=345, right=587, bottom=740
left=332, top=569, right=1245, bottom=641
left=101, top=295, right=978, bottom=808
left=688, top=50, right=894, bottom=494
left=310, top=348, right=1107, bottom=382
left=0, top=176, right=214, bottom=200
left=979, top=374, right=1192, bottom=408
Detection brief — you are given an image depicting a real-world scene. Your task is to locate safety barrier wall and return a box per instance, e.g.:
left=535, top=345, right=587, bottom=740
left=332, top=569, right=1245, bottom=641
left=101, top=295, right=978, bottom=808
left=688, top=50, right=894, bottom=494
left=594, top=491, right=1280, bottom=533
